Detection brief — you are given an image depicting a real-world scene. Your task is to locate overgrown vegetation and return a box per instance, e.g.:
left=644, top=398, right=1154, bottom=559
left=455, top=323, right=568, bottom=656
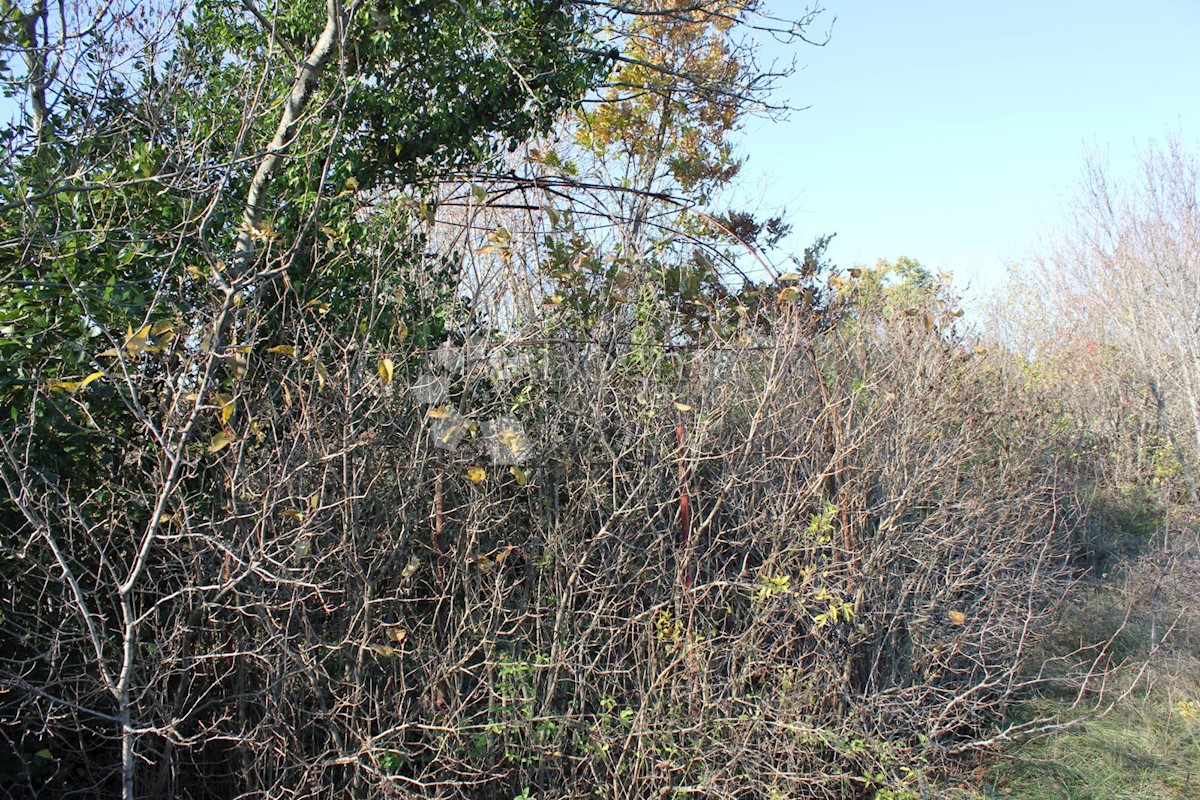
left=0, top=1, right=1196, bottom=798
left=965, top=138, right=1200, bottom=800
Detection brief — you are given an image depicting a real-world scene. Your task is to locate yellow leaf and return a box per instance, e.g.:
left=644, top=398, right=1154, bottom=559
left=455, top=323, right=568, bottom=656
left=673, top=401, right=693, bottom=413
left=344, top=176, right=360, bottom=191
left=293, top=537, right=311, bottom=557
left=509, top=465, right=528, bottom=486
left=126, top=324, right=153, bottom=353
left=494, top=545, right=516, bottom=565
left=465, top=466, right=487, bottom=483
left=62, top=371, right=105, bottom=393
left=401, top=556, right=421, bottom=579
left=777, top=286, right=800, bottom=302
left=386, top=628, right=408, bottom=643
left=266, top=344, right=296, bottom=357
left=777, top=272, right=801, bottom=282
left=948, top=610, right=967, bottom=626
left=46, top=372, right=96, bottom=393
left=308, top=492, right=320, bottom=512
left=498, top=427, right=525, bottom=450
left=207, top=430, right=234, bottom=453
left=280, top=508, right=304, bottom=521
left=143, top=330, right=175, bottom=354
left=158, top=513, right=176, bottom=524
left=215, top=392, right=235, bottom=424
left=97, top=347, right=121, bottom=357
left=378, top=357, right=395, bottom=385
left=434, top=419, right=468, bottom=448
left=426, top=406, right=451, bottom=419
left=282, top=383, right=292, bottom=410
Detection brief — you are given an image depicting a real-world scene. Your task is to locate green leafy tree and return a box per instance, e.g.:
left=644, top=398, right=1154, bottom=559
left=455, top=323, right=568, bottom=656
left=0, top=2, right=608, bottom=796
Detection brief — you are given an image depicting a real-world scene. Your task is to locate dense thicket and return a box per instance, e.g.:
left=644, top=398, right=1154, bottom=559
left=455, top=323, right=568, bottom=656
left=0, top=2, right=1121, bottom=798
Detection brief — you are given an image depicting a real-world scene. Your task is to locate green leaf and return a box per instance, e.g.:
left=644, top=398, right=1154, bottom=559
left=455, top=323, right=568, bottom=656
left=207, top=430, right=234, bottom=453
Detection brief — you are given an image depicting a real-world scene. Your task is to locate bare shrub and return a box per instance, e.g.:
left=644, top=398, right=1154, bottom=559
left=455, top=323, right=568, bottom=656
left=994, top=138, right=1200, bottom=507
left=1, top=245, right=1104, bottom=797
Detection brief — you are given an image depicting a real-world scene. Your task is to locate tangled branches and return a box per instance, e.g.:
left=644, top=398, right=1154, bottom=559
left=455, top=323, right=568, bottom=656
left=1, top=259, right=1110, bottom=796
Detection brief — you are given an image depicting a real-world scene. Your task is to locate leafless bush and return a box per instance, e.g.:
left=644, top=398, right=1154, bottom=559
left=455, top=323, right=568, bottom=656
left=1, top=240, right=1116, bottom=797
left=0, top=1, right=1106, bottom=795
left=994, top=137, right=1200, bottom=507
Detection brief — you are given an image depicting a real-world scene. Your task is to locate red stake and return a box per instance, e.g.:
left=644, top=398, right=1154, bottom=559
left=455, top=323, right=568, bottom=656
left=677, top=422, right=692, bottom=593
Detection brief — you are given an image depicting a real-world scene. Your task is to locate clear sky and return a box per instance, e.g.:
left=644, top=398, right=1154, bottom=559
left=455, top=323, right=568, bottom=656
left=733, top=0, right=1200, bottom=303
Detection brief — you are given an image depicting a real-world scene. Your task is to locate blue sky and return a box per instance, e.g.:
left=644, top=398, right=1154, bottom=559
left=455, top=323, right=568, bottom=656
left=733, top=0, right=1200, bottom=302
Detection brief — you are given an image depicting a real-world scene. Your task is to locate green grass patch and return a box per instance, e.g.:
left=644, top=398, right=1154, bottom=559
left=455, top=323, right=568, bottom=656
left=955, top=660, right=1200, bottom=800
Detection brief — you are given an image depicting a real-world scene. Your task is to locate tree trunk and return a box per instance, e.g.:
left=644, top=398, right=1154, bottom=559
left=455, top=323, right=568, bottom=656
left=232, top=0, right=343, bottom=277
